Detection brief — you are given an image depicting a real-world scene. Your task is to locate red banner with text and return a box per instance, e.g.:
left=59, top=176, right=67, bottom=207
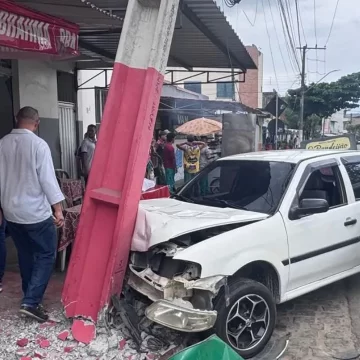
left=0, top=0, right=79, bottom=59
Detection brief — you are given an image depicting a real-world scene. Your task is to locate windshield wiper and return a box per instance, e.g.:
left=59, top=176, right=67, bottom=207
left=212, top=199, right=247, bottom=210
left=171, top=193, right=195, bottom=203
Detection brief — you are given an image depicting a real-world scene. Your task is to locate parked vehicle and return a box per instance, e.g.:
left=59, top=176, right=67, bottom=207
left=129, top=150, right=360, bottom=358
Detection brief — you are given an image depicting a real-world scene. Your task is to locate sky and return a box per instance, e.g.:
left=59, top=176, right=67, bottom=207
left=216, top=0, right=360, bottom=95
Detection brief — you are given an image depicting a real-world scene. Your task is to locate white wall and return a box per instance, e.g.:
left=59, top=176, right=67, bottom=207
left=322, top=110, right=347, bottom=135
left=77, top=69, right=111, bottom=134
left=12, top=60, right=58, bottom=119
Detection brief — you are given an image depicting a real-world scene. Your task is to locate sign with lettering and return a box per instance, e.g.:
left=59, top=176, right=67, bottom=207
left=0, top=0, right=79, bottom=58
left=301, top=134, right=357, bottom=151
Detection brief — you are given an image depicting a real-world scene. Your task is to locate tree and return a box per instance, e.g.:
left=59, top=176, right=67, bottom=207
left=284, top=72, right=360, bottom=136
left=347, top=124, right=360, bottom=138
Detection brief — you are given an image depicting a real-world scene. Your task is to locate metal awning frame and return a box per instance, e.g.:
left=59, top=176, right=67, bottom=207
left=76, top=69, right=111, bottom=90
left=77, top=67, right=246, bottom=91
left=165, top=68, right=246, bottom=85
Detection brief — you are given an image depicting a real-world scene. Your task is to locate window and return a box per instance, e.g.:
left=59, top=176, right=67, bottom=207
left=343, top=162, right=360, bottom=200
left=184, top=81, right=202, bottom=94
left=216, top=82, right=234, bottom=99
left=300, top=166, right=346, bottom=208
left=179, top=160, right=295, bottom=215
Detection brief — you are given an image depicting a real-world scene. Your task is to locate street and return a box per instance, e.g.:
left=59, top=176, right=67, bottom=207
left=274, top=274, right=360, bottom=359
left=2, top=269, right=360, bottom=359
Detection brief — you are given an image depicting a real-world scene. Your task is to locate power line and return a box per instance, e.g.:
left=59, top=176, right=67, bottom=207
left=276, top=0, right=298, bottom=74
left=276, top=0, right=298, bottom=73
left=224, top=0, right=243, bottom=7
left=294, top=0, right=302, bottom=47
left=313, top=0, right=318, bottom=44
left=262, top=0, right=280, bottom=91
left=267, top=0, right=289, bottom=77
left=242, top=0, right=258, bottom=26
left=312, top=0, right=320, bottom=81
left=297, top=0, right=307, bottom=45
left=284, top=0, right=297, bottom=48
left=325, top=0, right=340, bottom=46
left=277, top=0, right=300, bottom=71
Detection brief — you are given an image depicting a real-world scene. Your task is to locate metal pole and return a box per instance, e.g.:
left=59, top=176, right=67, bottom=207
left=62, top=0, right=181, bottom=343
left=274, top=89, right=279, bottom=149
left=299, top=45, right=307, bottom=142
left=231, top=68, right=236, bottom=101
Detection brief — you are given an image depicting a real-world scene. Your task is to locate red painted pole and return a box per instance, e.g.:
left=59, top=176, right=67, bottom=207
left=62, top=0, right=180, bottom=343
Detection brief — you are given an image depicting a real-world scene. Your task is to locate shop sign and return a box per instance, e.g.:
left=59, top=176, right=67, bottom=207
left=0, top=0, right=79, bottom=58
left=301, top=134, right=357, bottom=150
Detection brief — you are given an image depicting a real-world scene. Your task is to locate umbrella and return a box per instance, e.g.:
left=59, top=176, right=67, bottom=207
left=175, top=117, right=222, bottom=136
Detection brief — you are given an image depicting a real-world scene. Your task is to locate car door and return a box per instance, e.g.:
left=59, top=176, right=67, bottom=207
left=281, top=158, right=360, bottom=291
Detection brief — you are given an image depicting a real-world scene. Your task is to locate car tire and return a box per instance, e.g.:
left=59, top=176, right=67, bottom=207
left=213, top=277, right=276, bottom=359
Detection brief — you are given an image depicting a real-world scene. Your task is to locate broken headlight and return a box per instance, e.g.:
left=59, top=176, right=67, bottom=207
left=145, top=300, right=217, bottom=332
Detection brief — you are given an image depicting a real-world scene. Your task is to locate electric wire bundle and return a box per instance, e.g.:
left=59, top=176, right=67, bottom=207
left=224, top=0, right=243, bottom=7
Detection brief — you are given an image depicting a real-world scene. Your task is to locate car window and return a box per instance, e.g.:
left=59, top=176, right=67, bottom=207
left=299, top=166, right=346, bottom=208
left=343, top=162, right=360, bottom=200
left=179, top=160, right=295, bottom=215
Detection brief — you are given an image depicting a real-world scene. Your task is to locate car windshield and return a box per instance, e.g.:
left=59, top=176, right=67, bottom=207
left=178, top=160, right=295, bottom=215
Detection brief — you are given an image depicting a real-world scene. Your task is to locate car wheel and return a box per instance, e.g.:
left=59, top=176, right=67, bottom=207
left=213, top=278, right=276, bottom=359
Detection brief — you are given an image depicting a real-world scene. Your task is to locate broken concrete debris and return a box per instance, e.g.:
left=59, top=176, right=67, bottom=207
left=0, top=301, right=186, bottom=360
left=16, top=338, right=29, bottom=347
left=71, top=318, right=96, bottom=344
left=57, top=330, right=70, bottom=341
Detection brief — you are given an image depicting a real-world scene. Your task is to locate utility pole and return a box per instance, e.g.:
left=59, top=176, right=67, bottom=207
left=231, top=67, right=236, bottom=101
left=297, top=45, right=326, bottom=141
left=274, top=88, right=279, bottom=149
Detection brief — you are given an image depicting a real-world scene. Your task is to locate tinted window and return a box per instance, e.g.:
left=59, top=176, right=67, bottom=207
left=300, top=166, right=346, bottom=208
left=179, top=160, right=295, bottom=215
left=344, top=162, right=360, bottom=200
left=217, top=82, right=234, bottom=99
left=184, top=81, right=202, bottom=94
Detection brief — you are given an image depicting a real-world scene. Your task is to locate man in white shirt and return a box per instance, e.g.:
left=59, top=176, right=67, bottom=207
left=80, top=124, right=97, bottom=185
left=0, top=106, right=65, bottom=323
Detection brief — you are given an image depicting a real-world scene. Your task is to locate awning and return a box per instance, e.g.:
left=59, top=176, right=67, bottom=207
left=13, top=0, right=256, bottom=71
left=0, top=0, right=79, bottom=59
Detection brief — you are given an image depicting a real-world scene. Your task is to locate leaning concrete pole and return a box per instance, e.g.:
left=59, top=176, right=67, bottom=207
left=62, top=0, right=180, bottom=343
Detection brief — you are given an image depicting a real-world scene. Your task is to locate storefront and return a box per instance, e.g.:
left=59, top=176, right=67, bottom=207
left=2, top=0, right=258, bottom=342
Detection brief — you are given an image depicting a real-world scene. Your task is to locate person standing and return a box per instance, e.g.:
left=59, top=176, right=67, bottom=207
left=80, top=125, right=97, bottom=185
left=199, top=136, right=214, bottom=195
left=155, top=130, right=169, bottom=159
left=0, top=106, right=65, bottom=322
left=163, top=133, right=177, bottom=193
left=0, top=211, right=6, bottom=293
left=294, top=135, right=300, bottom=149
left=177, top=135, right=206, bottom=183
left=154, top=130, right=169, bottom=185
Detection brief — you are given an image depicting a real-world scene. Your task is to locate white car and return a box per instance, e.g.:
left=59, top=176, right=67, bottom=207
left=129, top=150, right=360, bottom=358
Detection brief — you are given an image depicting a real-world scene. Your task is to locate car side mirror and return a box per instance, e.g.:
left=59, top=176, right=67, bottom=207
left=290, top=198, right=329, bottom=220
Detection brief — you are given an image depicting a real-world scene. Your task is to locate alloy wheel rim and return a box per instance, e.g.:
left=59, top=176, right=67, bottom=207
left=226, top=294, right=270, bottom=352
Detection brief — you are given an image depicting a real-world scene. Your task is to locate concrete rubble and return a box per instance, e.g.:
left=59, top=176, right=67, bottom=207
left=0, top=304, right=186, bottom=360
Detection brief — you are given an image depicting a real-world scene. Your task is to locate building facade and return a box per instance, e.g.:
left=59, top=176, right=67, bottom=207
left=322, top=110, right=348, bottom=135
left=238, top=45, right=263, bottom=109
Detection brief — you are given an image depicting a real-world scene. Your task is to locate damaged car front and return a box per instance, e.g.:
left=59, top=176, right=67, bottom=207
left=127, top=158, right=295, bottom=358
left=128, top=232, right=230, bottom=333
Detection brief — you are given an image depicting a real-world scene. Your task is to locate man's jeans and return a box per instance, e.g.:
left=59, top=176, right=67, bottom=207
left=0, top=218, right=6, bottom=282
left=7, top=217, right=57, bottom=308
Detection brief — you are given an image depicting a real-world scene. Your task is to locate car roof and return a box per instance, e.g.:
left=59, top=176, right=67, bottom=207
left=221, top=150, right=359, bottom=164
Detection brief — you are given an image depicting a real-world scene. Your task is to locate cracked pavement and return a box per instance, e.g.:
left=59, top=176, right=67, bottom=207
left=2, top=266, right=360, bottom=359
left=274, top=273, right=360, bottom=360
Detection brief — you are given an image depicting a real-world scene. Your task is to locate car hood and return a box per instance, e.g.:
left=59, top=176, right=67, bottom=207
left=131, top=198, right=268, bottom=251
